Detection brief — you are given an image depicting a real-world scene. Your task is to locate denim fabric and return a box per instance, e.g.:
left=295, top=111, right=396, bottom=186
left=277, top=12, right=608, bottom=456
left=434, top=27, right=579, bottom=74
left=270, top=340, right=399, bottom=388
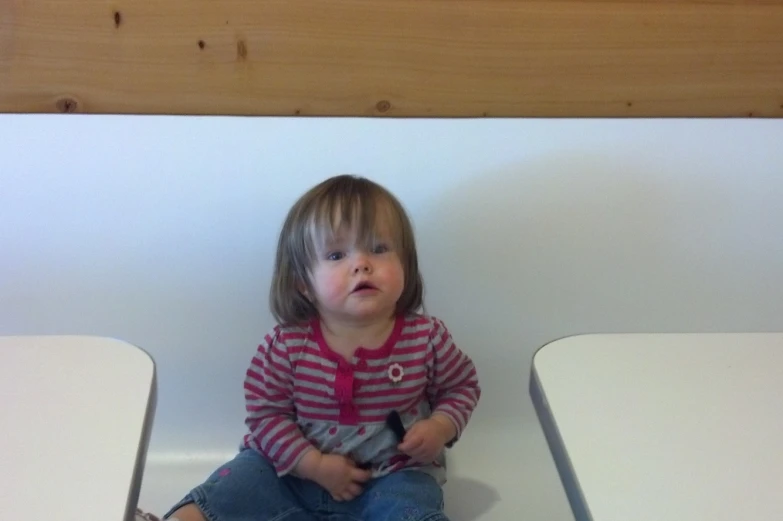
left=163, top=449, right=448, bottom=521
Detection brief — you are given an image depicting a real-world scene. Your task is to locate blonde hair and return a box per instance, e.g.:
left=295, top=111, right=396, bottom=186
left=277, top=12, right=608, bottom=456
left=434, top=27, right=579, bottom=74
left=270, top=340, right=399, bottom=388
left=270, top=175, right=424, bottom=325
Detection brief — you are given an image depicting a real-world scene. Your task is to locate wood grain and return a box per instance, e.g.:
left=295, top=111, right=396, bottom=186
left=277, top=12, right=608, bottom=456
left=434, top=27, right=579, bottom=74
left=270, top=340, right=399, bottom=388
left=1, top=0, right=782, bottom=117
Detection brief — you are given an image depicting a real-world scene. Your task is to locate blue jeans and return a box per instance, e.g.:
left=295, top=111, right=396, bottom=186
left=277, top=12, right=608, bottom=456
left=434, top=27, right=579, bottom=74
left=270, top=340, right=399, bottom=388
left=163, top=448, right=449, bottom=521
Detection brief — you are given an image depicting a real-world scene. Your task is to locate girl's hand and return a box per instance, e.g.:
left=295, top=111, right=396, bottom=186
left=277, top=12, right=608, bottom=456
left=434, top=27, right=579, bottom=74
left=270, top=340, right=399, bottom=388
left=398, top=416, right=455, bottom=463
left=313, top=453, right=372, bottom=501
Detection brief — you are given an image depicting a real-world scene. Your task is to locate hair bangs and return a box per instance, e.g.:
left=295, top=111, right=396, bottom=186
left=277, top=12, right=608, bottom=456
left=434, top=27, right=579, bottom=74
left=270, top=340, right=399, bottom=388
left=304, top=188, right=398, bottom=262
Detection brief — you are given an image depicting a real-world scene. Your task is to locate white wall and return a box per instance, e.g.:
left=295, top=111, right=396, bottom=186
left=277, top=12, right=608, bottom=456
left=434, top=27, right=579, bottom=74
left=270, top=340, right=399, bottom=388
left=2, top=115, right=782, bottom=520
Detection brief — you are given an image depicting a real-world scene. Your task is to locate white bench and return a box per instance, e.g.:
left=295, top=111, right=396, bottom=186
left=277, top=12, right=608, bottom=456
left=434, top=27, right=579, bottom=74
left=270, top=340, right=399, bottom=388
left=531, top=333, right=783, bottom=521
left=0, top=335, right=156, bottom=521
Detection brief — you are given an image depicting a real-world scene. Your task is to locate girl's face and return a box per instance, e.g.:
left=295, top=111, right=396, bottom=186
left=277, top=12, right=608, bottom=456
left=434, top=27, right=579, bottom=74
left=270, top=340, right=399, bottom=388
left=306, top=218, right=404, bottom=326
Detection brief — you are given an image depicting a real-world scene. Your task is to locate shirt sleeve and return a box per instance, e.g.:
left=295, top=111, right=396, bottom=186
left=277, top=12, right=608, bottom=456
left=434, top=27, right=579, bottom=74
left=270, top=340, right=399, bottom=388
left=426, top=318, right=481, bottom=443
left=243, top=328, right=314, bottom=476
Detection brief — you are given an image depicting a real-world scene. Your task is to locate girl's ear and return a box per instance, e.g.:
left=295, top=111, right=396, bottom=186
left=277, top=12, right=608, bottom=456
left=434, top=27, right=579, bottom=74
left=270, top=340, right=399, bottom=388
left=297, top=279, right=312, bottom=301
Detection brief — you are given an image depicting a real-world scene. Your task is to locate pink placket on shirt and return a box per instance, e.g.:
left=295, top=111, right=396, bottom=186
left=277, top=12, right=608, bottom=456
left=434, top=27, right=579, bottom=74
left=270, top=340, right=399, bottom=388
left=312, top=315, right=405, bottom=425
left=334, top=360, right=360, bottom=424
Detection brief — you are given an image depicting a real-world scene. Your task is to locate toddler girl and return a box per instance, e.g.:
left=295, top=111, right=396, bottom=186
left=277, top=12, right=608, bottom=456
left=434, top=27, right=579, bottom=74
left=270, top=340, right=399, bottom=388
left=163, top=174, right=481, bottom=521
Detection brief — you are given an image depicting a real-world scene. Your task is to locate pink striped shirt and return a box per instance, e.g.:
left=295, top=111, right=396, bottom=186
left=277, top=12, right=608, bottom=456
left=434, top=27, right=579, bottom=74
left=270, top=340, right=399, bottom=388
left=241, top=313, right=481, bottom=480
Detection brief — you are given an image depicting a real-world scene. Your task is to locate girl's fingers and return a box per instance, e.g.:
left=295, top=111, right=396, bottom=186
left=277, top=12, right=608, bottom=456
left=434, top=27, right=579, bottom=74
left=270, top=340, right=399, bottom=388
left=351, top=468, right=371, bottom=482
left=399, top=436, right=424, bottom=453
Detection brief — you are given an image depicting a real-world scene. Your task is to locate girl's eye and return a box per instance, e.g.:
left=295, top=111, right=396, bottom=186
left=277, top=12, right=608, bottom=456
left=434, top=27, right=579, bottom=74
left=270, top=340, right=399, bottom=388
left=327, top=251, right=344, bottom=261
left=372, top=243, right=389, bottom=254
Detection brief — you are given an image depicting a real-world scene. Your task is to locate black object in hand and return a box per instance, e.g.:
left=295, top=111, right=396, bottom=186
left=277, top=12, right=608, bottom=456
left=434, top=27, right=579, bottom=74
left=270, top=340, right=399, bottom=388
left=386, top=410, right=407, bottom=442
left=354, top=410, right=408, bottom=470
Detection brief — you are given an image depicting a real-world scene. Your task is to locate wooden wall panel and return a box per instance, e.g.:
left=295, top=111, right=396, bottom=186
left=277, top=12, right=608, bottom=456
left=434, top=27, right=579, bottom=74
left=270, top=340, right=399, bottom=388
left=1, top=0, right=782, bottom=117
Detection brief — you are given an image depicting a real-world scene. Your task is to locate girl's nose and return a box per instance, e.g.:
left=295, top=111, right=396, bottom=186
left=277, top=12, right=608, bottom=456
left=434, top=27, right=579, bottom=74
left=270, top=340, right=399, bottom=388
left=353, top=255, right=372, bottom=273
